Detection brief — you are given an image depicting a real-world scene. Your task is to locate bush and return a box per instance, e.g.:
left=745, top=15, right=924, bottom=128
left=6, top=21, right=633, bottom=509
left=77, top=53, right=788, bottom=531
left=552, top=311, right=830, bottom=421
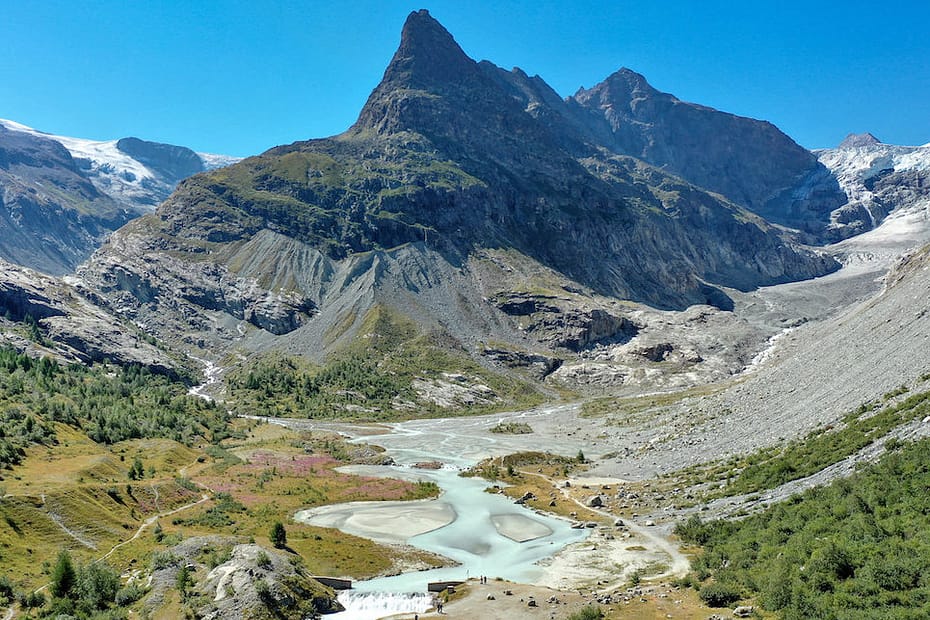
left=114, top=583, right=145, bottom=606
left=698, top=582, right=742, bottom=607
left=255, top=579, right=274, bottom=604
left=567, top=605, right=603, bottom=620
left=76, top=562, right=120, bottom=610
left=151, top=551, right=179, bottom=570
left=17, top=590, right=45, bottom=609
left=0, top=575, right=14, bottom=603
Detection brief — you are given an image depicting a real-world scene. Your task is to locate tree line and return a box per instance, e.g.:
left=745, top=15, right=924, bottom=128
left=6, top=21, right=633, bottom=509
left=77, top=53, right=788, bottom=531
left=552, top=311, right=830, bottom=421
left=0, top=346, right=229, bottom=469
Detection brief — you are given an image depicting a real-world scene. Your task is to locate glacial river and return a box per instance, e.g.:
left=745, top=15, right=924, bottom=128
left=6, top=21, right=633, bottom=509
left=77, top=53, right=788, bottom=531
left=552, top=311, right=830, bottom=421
left=289, top=409, right=592, bottom=619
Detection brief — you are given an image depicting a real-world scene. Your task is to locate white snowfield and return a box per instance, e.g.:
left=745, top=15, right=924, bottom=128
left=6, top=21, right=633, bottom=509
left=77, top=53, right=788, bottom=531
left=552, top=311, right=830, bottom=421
left=818, top=140, right=930, bottom=202
left=0, top=118, right=239, bottom=212
left=817, top=138, right=930, bottom=248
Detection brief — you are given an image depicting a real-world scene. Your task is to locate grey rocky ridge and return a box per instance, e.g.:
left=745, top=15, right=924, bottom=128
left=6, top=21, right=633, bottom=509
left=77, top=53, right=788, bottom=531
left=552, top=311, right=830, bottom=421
left=76, top=10, right=846, bottom=410
left=0, top=258, right=179, bottom=375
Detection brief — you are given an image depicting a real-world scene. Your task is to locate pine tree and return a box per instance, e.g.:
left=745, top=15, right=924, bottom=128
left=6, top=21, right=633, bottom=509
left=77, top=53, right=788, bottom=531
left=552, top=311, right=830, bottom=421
left=270, top=522, right=287, bottom=549
left=128, top=457, right=144, bottom=480
left=50, top=550, right=76, bottom=599
left=176, top=564, right=192, bottom=600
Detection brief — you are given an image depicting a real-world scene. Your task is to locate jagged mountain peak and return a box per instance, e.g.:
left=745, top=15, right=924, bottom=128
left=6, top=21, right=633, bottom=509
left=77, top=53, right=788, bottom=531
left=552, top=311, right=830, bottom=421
left=351, top=10, right=487, bottom=136
left=577, top=67, right=666, bottom=103
left=378, top=9, right=476, bottom=91
left=350, top=10, right=570, bottom=165
left=838, top=132, right=882, bottom=149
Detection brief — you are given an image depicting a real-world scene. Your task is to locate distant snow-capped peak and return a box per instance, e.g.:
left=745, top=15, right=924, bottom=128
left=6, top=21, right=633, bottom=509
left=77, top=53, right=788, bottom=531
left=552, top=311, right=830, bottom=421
left=817, top=135, right=930, bottom=256
left=817, top=136, right=930, bottom=202
left=0, top=118, right=240, bottom=212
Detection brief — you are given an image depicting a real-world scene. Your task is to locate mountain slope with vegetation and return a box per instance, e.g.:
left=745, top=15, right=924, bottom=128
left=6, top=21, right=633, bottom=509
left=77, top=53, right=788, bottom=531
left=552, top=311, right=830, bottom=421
left=676, top=433, right=930, bottom=619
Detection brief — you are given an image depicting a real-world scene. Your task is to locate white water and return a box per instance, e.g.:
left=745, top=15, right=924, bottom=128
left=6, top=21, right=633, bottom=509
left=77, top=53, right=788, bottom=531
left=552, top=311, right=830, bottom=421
left=336, top=592, right=434, bottom=618
left=187, top=355, right=221, bottom=401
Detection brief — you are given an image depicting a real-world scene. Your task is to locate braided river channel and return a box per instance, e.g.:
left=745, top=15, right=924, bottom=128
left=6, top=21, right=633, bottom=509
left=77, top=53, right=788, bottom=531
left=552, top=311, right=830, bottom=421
left=286, top=407, right=593, bottom=619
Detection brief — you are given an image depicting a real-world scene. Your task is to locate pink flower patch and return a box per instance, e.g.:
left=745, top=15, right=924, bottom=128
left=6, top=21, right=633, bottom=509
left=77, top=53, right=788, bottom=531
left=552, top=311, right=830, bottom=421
left=246, top=451, right=338, bottom=476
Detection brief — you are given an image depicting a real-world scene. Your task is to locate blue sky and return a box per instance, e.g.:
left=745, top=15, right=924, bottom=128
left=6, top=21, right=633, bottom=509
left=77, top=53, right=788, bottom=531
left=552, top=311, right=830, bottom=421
left=2, top=1, right=928, bottom=156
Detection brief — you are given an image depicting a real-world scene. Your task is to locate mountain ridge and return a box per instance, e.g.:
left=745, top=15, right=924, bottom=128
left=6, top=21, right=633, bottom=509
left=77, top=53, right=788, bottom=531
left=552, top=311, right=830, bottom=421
left=74, top=9, right=840, bottom=410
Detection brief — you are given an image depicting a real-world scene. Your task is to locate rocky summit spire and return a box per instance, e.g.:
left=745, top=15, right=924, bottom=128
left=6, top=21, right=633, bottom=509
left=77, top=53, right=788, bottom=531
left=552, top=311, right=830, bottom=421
left=382, top=9, right=476, bottom=89
left=577, top=67, right=664, bottom=104
left=838, top=132, right=881, bottom=149
left=351, top=9, right=483, bottom=135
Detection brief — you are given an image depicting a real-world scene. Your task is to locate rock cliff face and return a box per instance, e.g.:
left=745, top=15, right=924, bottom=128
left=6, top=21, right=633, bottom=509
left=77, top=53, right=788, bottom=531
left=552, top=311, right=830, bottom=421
left=78, top=10, right=837, bottom=374
left=570, top=69, right=848, bottom=237
left=0, top=258, right=178, bottom=374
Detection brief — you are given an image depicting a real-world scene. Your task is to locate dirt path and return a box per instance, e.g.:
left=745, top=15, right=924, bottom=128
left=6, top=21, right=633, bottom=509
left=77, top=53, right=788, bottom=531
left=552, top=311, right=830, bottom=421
left=99, top=456, right=216, bottom=563
left=2, top=460, right=218, bottom=619
left=98, top=492, right=210, bottom=563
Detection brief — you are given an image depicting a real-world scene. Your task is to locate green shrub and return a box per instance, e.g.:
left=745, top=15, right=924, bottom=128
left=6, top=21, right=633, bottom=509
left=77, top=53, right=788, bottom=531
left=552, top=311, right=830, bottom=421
left=698, top=582, right=742, bottom=607
left=76, top=562, right=119, bottom=610
left=151, top=551, right=179, bottom=570
left=114, top=583, right=145, bottom=606
left=567, top=605, right=603, bottom=620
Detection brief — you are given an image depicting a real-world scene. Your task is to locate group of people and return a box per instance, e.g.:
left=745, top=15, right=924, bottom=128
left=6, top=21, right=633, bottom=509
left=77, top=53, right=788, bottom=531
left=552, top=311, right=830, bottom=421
left=414, top=576, right=492, bottom=617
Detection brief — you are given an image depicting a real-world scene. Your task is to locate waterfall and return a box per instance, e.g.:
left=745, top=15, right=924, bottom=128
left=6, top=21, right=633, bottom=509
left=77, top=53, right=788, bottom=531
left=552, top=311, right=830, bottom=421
left=331, top=591, right=434, bottom=620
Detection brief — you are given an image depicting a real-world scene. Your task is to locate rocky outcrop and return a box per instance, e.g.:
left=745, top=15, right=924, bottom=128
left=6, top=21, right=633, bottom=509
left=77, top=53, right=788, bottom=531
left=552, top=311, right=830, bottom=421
left=412, top=373, right=498, bottom=408
left=496, top=293, right=561, bottom=316
left=0, top=259, right=178, bottom=373
left=541, top=309, right=638, bottom=352
left=481, top=347, right=562, bottom=379
left=493, top=292, right=639, bottom=351
left=200, top=543, right=342, bottom=619
left=81, top=227, right=316, bottom=338
left=141, top=537, right=341, bottom=620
